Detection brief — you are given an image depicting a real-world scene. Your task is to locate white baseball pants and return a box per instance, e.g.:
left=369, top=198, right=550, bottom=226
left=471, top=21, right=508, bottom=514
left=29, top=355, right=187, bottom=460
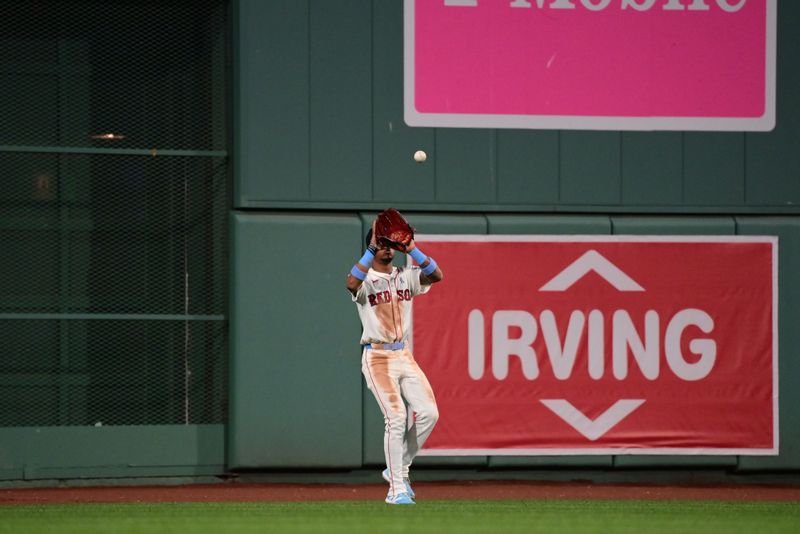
left=362, top=347, right=439, bottom=499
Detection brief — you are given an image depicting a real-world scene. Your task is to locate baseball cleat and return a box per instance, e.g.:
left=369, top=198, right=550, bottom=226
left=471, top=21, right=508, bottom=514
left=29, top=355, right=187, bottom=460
left=382, top=468, right=415, bottom=499
left=385, top=492, right=415, bottom=505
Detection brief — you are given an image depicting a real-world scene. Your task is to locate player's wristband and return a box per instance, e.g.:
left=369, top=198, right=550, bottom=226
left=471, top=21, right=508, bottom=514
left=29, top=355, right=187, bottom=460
left=408, top=247, right=427, bottom=265
left=421, top=257, right=438, bottom=276
left=350, top=265, right=367, bottom=281
left=358, top=247, right=376, bottom=268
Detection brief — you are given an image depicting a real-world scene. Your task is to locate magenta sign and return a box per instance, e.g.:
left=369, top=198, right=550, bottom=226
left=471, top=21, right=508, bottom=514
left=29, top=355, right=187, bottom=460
left=404, top=0, right=776, bottom=131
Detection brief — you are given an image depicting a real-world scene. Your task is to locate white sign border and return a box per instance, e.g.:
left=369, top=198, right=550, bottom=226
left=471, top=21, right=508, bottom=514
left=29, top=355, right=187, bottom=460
left=404, top=0, right=777, bottom=132
left=410, top=234, right=779, bottom=456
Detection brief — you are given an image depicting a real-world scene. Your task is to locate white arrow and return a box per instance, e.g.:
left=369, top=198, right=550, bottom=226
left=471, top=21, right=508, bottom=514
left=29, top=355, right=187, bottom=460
left=540, top=399, right=645, bottom=441
left=539, top=250, right=645, bottom=292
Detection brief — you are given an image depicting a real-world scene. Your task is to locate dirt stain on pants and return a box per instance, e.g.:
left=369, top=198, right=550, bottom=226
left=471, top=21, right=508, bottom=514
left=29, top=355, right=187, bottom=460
left=363, top=347, right=439, bottom=499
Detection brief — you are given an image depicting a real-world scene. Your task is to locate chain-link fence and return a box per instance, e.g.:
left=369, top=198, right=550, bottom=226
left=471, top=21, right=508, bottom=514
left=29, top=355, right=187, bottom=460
left=0, top=0, right=227, bottom=151
left=0, top=0, right=228, bottom=427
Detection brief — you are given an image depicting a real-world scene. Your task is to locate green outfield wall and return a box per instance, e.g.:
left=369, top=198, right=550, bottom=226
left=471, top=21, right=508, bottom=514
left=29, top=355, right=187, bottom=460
left=228, top=213, right=800, bottom=473
left=3, top=0, right=800, bottom=483
left=227, top=0, right=800, bottom=475
left=235, top=0, right=800, bottom=214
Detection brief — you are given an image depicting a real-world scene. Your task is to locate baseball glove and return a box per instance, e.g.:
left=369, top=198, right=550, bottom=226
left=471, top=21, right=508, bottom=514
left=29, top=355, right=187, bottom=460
left=375, top=208, right=415, bottom=252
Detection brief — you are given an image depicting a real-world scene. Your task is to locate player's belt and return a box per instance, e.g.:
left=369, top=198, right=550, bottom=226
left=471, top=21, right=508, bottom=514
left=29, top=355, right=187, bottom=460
left=364, top=342, right=405, bottom=351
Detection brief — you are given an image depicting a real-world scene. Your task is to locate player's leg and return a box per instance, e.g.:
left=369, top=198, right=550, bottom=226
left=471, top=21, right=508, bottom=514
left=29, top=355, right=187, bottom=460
left=398, top=352, right=439, bottom=480
left=362, top=349, right=411, bottom=502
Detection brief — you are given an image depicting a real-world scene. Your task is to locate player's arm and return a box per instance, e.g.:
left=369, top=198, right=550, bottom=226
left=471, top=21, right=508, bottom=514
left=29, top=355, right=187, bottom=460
left=346, top=221, right=378, bottom=295
left=407, top=240, right=443, bottom=285
left=346, top=254, right=373, bottom=295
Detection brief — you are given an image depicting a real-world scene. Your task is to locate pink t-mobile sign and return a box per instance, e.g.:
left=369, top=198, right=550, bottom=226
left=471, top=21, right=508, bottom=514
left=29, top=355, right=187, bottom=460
left=404, top=0, right=776, bottom=131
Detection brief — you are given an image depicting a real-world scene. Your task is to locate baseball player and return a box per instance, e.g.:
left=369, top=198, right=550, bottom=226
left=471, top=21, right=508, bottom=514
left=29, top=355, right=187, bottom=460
left=346, top=213, right=443, bottom=505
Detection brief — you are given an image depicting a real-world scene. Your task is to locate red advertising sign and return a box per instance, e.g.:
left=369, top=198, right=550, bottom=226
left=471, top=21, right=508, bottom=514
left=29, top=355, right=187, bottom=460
left=411, top=236, right=778, bottom=455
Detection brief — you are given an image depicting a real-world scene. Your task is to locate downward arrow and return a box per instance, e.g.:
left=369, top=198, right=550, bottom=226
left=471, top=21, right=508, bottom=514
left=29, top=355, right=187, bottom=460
left=540, top=399, right=645, bottom=441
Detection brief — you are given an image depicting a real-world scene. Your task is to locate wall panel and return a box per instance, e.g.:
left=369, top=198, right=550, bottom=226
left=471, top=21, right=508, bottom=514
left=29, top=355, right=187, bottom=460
left=235, top=0, right=309, bottom=203
left=745, top=2, right=800, bottom=208
left=435, top=129, right=496, bottom=204
left=683, top=134, right=745, bottom=207
left=487, top=214, right=611, bottom=235
left=309, top=0, right=373, bottom=201
left=736, top=217, right=800, bottom=471
left=560, top=132, right=621, bottom=206
left=496, top=130, right=559, bottom=205
left=621, top=132, right=683, bottom=206
left=610, top=216, right=736, bottom=236
left=228, top=213, right=363, bottom=468
left=0, top=425, right=224, bottom=480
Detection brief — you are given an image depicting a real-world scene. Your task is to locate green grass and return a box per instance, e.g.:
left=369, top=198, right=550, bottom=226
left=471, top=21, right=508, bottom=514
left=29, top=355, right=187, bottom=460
left=1, top=500, right=799, bottom=533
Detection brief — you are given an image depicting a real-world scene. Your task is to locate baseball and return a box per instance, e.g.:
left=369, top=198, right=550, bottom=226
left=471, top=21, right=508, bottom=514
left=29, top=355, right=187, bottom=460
left=413, top=150, right=427, bottom=163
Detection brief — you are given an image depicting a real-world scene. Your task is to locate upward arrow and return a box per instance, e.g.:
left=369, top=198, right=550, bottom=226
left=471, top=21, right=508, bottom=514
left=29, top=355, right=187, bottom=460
left=539, top=250, right=645, bottom=292
left=540, top=399, right=645, bottom=441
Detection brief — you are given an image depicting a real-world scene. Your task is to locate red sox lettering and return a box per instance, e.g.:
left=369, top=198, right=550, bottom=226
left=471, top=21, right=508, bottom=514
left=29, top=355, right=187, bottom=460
left=445, top=0, right=747, bottom=12
left=367, top=289, right=414, bottom=307
left=367, top=291, right=391, bottom=307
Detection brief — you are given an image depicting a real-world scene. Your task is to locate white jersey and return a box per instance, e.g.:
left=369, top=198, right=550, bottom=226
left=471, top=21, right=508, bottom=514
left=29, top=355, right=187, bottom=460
left=352, top=265, right=431, bottom=345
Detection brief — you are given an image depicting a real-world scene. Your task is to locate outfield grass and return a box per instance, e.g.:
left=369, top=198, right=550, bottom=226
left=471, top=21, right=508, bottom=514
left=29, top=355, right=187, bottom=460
left=1, top=500, right=798, bottom=533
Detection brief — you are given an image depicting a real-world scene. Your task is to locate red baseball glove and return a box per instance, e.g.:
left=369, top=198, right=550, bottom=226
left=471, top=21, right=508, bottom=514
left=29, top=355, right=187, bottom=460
left=375, top=208, right=415, bottom=252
